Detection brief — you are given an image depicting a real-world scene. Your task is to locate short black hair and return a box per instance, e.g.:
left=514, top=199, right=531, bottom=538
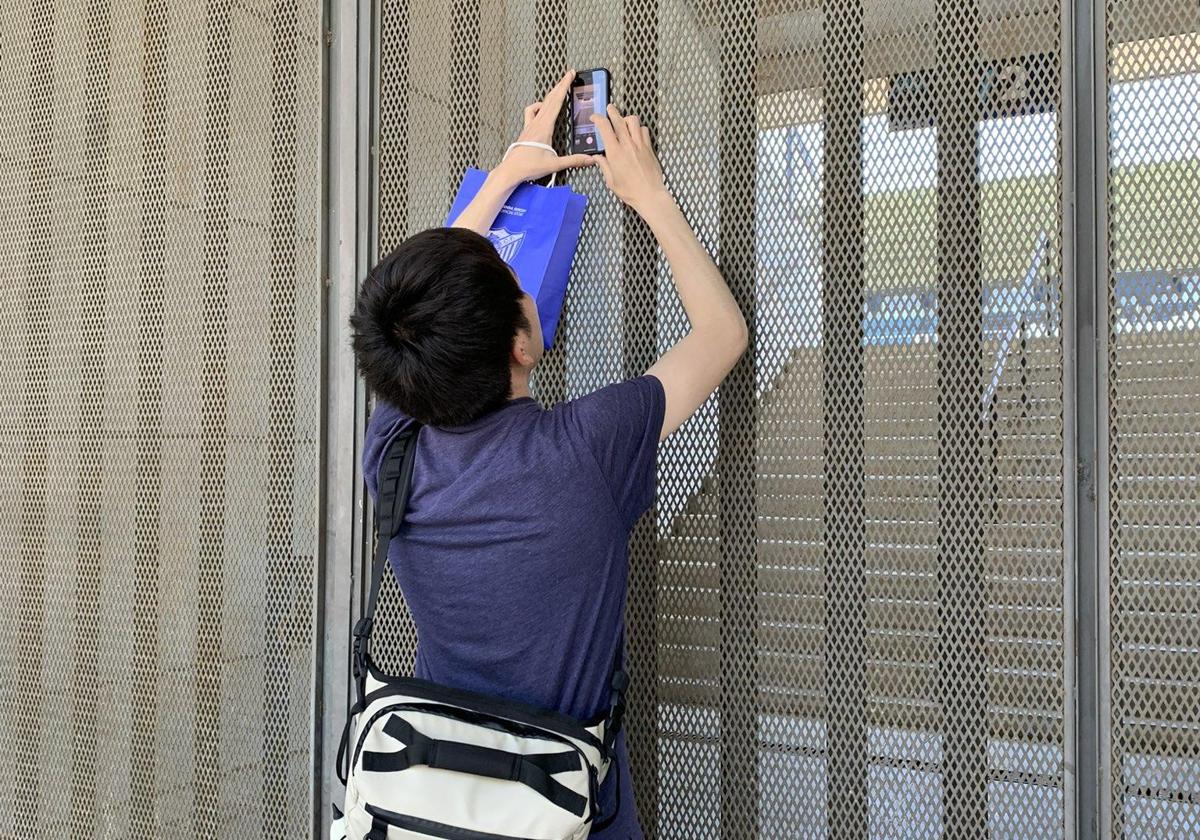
left=350, top=227, right=530, bottom=427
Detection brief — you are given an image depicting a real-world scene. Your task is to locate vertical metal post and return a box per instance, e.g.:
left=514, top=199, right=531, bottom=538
left=933, top=0, right=988, bottom=836
left=621, top=0, right=662, bottom=833
left=821, top=3, right=868, bottom=837
left=1068, top=0, right=1104, bottom=837
left=314, top=0, right=371, bottom=830
left=716, top=1, right=759, bottom=836
left=1060, top=3, right=1079, bottom=840
left=1090, top=0, right=1115, bottom=837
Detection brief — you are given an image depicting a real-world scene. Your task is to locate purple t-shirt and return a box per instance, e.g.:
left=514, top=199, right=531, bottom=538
left=363, top=374, right=666, bottom=839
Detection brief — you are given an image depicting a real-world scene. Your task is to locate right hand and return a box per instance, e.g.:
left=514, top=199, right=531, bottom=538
left=491, top=70, right=597, bottom=187
left=590, top=104, right=669, bottom=212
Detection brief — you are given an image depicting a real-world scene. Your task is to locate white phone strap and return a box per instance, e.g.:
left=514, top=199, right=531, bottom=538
left=503, top=140, right=559, bottom=187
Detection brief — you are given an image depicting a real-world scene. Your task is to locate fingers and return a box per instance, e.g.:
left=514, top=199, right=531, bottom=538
left=544, top=69, right=575, bottom=108
left=625, top=113, right=641, bottom=143
left=553, top=153, right=598, bottom=171
left=527, top=70, right=576, bottom=134
left=641, top=125, right=651, bottom=146
left=606, top=103, right=631, bottom=144
left=589, top=112, right=618, bottom=150
left=594, top=154, right=614, bottom=187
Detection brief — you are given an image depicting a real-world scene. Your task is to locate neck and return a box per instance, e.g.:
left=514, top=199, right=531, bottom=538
left=509, top=372, right=532, bottom=401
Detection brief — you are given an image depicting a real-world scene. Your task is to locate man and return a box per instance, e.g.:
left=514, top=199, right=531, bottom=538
left=351, top=70, right=747, bottom=838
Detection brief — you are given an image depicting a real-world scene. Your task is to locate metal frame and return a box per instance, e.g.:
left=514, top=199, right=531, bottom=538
left=1063, top=0, right=1085, bottom=838
left=1065, top=0, right=1089, bottom=833
left=366, top=0, right=384, bottom=274
left=313, top=0, right=373, bottom=832
left=1090, top=0, right=1114, bottom=834
left=1068, top=0, right=1109, bottom=837
left=359, top=0, right=384, bottom=621
left=1070, top=0, right=1099, bottom=835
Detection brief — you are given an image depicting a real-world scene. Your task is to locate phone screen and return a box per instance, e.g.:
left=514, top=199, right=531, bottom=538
left=571, top=70, right=608, bottom=154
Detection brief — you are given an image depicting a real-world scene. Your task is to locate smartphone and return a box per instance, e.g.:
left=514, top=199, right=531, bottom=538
left=570, top=68, right=610, bottom=155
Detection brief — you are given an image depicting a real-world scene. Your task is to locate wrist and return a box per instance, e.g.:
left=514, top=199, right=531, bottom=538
left=485, top=162, right=524, bottom=193
left=631, top=187, right=676, bottom=219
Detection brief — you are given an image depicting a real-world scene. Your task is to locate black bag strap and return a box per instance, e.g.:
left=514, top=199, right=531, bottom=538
left=591, top=637, right=628, bottom=833
left=352, top=424, right=421, bottom=702
left=363, top=714, right=589, bottom=816
left=605, top=628, right=628, bottom=755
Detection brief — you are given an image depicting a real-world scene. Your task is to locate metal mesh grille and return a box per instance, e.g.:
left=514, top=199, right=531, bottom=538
left=1102, top=3, right=1200, bottom=836
left=0, top=1, right=322, bottom=836
left=374, top=1, right=1071, bottom=836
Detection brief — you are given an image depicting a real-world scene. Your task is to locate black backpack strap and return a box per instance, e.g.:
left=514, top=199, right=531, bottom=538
left=604, top=624, right=629, bottom=756
left=352, top=424, right=421, bottom=702
left=593, top=625, right=628, bottom=832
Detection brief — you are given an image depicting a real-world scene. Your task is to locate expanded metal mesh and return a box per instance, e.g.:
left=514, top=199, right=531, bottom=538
left=1103, top=3, right=1200, bottom=836
left=0, top=1, right=322, bottom=837
left=374, top=1, right=1070, bottom=837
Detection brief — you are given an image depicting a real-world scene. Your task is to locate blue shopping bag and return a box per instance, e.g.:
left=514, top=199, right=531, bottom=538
left=446, top=167, right=587, bottom=349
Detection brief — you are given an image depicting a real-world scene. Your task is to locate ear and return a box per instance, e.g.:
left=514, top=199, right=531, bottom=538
left=511, top=328, right=536, bottom=368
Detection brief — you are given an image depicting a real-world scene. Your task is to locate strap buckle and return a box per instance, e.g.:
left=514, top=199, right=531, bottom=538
left=605, top=669, right=630, bottom=754
left=352, top=617, right=373, bottom=680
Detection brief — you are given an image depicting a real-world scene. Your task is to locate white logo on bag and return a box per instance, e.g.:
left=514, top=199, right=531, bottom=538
left=488, top=227, right=525, bottom=262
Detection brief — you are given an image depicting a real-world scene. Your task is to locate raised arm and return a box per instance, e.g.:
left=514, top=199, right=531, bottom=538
left=590, top=105, right=748, bottom=441
left=450, top=70, right=595, bottom=234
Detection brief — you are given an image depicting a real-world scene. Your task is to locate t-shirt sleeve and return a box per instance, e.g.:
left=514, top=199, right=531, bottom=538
left=562, top=374, right=666, bottom=528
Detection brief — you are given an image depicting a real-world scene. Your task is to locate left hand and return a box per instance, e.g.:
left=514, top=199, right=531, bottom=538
left=491, top=70, right=596, bottom=186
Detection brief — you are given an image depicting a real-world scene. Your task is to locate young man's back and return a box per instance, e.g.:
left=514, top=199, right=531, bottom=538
left=364, top=376, right=665, bottom=838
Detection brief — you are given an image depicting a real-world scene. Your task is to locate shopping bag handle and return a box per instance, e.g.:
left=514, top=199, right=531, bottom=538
left=503, top=141, right=559, bottom=188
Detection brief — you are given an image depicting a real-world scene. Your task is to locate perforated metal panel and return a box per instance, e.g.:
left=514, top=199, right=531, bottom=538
left=373, top=1, right=1071, bottom=837
left=1102, top=3, right=1200, bottom=836
left=0, top=1, right=322, bottom=836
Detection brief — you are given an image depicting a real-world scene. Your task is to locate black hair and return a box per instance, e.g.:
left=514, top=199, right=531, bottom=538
left=350, top=227, right=531, bottom=427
